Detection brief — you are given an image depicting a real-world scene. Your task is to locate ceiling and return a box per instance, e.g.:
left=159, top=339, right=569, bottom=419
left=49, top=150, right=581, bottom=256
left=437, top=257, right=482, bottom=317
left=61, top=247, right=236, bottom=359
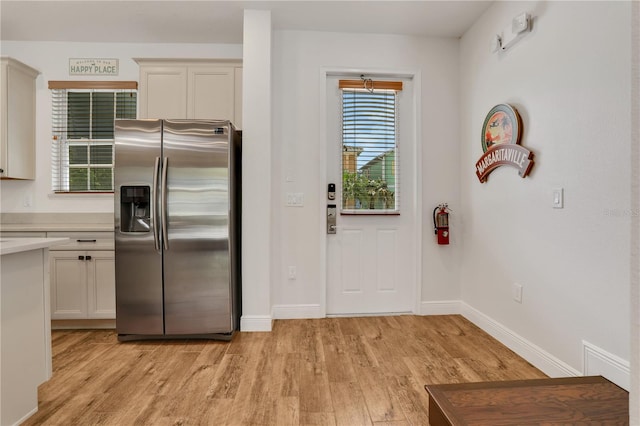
left=0, top=1, right=493, bottom=44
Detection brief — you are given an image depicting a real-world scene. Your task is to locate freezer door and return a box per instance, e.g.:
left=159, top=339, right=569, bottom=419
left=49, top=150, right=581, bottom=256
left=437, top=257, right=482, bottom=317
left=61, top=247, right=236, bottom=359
left=162, top=120, right=233, bottom=334
left=114, top=119, right=164, bottom=335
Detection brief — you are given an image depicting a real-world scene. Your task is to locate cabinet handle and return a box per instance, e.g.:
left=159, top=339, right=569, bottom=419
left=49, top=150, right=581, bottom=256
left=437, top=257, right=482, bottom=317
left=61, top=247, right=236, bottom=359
left=85, top=255, right=92, bottom=261
left=78, top=255, right=85, bottom=260
left=77, top=239, right=97, bottom=243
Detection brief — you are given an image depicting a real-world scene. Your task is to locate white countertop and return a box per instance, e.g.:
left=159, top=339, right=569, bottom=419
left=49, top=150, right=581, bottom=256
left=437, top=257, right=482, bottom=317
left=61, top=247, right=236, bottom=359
left=1, top=212, right=114, bottom=232
left=0, top=237, right=70, bottom=255
left=0, top=223, right=114, bottom=232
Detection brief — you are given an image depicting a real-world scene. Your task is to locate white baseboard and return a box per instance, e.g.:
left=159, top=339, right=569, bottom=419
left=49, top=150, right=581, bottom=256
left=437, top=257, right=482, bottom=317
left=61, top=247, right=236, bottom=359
left=583, top=340, right=630, bottom=391
left=51, top=319, right=116, bottom=330
left=272, top=304, right=323, bottom=319
left=13, top=407, right=38, bottom=426
left=460, top=302, right=581, bottom=378
left=240, top=315, right=273, bottom=332
left=420, top=300, right=462, bottom=315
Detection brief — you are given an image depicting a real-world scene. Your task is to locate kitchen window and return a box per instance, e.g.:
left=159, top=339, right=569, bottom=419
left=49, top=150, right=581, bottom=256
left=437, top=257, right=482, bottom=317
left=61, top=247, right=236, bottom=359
left=340, top=79, right=402, bottom=213
left=50, top=81, right=137, bottom=192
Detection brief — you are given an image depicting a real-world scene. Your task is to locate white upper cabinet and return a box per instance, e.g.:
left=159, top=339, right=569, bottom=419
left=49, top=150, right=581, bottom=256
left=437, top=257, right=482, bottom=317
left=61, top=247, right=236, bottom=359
left=0, top=57, right=40, bottom=180
left=136, top=59, right=242, bottom=129
left=140, top=65, right=188, bottom=120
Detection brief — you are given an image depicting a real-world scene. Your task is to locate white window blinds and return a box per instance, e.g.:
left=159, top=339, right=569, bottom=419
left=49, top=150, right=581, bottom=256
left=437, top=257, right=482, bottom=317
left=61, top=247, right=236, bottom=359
left=50, top=81, right=137, bottom=192
left=340, top=79, right=402, bottom=213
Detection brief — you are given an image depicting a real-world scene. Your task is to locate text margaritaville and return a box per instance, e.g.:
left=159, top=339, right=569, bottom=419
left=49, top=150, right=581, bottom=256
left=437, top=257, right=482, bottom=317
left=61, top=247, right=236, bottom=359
left=475, top=144, right=533, bottom=182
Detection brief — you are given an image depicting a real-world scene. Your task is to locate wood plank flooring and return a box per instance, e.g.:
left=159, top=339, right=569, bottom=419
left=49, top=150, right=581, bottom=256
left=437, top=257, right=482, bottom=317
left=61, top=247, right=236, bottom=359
left=23, top=315, right=547, bottom=425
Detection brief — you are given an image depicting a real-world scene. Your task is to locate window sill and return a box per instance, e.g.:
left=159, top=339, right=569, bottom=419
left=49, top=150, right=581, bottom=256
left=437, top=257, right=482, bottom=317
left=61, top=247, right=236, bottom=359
left=49, top=192, right=114, bottom=199
left=341, top=210, right=400, bottom=216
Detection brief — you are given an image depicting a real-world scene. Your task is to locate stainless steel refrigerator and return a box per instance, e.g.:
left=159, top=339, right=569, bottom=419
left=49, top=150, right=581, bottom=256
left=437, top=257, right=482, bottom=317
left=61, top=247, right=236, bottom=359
left=114, top=119, right=241, bottom=341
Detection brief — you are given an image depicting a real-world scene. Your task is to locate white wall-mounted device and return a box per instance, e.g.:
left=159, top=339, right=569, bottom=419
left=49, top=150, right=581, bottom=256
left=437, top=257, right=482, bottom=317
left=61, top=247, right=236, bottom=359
left=552, top=187, right=564, bottom=209
left=492, top=12, right=531, bottom=53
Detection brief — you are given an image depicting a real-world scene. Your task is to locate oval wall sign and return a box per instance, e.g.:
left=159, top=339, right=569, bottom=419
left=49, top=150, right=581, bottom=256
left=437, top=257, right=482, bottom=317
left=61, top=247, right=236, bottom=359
left=475, top=104, right=534, bottom=183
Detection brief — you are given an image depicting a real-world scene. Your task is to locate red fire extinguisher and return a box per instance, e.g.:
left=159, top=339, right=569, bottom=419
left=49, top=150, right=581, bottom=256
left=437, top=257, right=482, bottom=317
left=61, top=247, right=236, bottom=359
left=433, top=203, right=450, bottom=245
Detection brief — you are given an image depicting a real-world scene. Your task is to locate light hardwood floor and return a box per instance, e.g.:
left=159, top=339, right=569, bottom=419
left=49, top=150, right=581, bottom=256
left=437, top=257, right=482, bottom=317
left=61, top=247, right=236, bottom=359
left=24, top=315, right=546, bottom=425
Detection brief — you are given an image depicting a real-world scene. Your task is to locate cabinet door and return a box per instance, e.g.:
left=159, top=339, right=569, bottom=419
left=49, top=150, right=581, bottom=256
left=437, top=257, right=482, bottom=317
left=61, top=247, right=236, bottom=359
left=0, top=58, right=39, bottom=179
left=188, top=67, right=234, bottom=120
left=139, top=66, right=187, bottom=119
left=86, top=251, right=115, bottom=319
left=50, top=251, right=87, bottom=319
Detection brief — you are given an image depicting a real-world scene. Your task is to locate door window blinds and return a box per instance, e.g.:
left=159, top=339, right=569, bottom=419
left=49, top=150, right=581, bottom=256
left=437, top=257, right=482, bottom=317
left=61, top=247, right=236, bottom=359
left=49, top=81, right=137, bottom=192
left=340, top=79, right=402, bottom=213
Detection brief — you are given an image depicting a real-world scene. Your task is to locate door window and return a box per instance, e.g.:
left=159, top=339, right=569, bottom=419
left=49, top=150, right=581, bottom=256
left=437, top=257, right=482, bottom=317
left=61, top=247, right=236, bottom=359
left=340, top=80, right=402, bottom=214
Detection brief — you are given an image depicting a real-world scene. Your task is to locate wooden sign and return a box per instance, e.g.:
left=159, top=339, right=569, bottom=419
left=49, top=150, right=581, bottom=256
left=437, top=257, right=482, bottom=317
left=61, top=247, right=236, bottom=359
left=69, top=58, right=119, bottom=76
left=475, top=104, right=534, bottom=183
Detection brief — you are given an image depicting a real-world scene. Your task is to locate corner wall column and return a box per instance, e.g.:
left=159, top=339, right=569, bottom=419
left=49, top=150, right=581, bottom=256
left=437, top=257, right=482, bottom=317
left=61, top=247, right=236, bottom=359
left=240, top=9, right=273, bottom=331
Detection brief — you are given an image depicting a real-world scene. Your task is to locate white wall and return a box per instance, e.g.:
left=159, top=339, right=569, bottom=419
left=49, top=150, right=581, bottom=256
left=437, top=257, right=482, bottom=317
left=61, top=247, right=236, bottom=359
left=0, top=41, right=241, bottom=213
left=271, top=30, right=462, bottom=315
left=631, top=0, right=639, bottom=421
left=460, top=0, right=631, bottom=377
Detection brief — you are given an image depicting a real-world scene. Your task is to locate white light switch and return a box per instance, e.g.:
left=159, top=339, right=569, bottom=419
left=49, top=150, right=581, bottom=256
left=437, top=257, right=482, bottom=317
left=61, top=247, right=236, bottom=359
left=552, top=188, right=564, bottom=209
left=512, top=283, right=523, bottom=303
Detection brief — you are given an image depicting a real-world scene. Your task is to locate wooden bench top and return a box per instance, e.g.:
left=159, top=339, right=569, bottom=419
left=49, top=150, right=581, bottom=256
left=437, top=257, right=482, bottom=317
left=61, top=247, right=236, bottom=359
left=425, top=376, right=629, bottom=425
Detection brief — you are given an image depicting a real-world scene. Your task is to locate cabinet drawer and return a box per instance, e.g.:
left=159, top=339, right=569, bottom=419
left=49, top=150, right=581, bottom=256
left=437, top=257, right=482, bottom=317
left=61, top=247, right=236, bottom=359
left=47, top=232, right=114, bottom=251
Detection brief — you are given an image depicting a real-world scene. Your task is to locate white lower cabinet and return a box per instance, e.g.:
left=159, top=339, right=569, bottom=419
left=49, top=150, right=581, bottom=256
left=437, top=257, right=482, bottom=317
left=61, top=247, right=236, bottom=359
left=48, top=232, right=115, bottom=320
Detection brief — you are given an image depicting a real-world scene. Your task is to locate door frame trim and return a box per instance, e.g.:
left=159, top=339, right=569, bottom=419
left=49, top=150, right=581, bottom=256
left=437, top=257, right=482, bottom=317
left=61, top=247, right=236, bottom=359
left=319, top=67, right=423, bottom=316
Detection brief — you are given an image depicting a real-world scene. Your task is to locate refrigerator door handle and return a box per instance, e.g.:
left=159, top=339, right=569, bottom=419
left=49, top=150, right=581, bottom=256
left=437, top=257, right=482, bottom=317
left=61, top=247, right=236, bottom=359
left=161, top=156, right=169, bottom=251
left=153, top=156, right=161, bottom=252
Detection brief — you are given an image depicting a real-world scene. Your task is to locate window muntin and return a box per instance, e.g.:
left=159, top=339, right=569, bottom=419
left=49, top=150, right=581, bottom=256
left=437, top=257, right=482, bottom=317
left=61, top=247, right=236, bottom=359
left=341, top=87, right=399, bottom=214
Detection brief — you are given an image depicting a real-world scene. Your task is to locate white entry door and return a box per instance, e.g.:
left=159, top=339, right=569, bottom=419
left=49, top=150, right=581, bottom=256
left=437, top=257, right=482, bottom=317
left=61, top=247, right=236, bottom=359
left=326, top=75, right=417, bottom=315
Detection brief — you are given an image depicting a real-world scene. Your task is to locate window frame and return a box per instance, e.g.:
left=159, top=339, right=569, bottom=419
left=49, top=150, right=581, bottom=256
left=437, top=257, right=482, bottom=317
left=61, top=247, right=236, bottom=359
left=339, top=79, right=402, bottom=215
left=49, top=81, right=137, bottom=194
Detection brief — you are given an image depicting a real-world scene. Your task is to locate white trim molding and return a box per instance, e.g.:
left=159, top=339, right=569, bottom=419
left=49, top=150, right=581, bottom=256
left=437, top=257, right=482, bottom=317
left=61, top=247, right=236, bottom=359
left=460, top=302, right=581, bottom=378
left=240, top=315, right=273, bottom=332
left=582, top=340, right=630, bottom=391
left=272, top=304, right=323, bottom=319
left=420, top=300, right=462, bottom=315
left=15, top=407, right=39, bottom=426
